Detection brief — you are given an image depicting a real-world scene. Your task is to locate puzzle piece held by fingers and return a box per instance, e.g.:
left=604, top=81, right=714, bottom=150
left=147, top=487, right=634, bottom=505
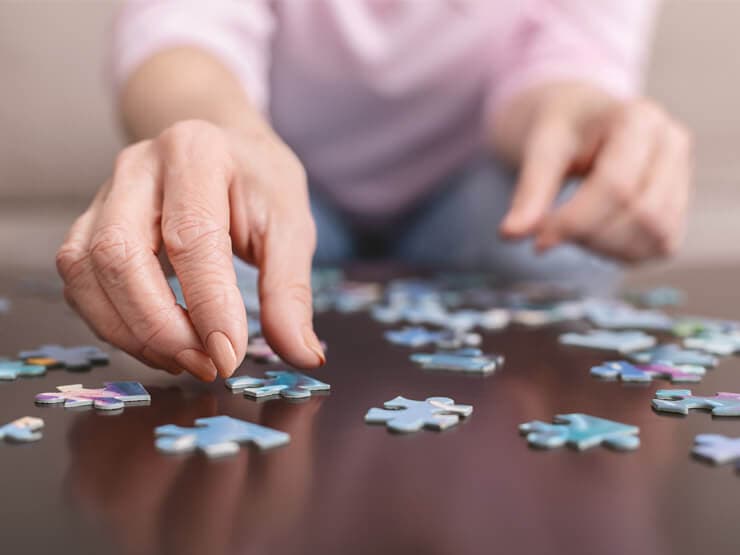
left=0, top=359, right=47, bottom=380
left=365, top=396, right=473, bottom=433
left=519, top=413, right=640, bottom=451
left=558, top=330, right=656, bottom=353
left=155, top=415, right=290, bottom=458
left=0, top=416, right=44, bottom=443
left=590, top=360, right=705, bottom=384
left=226, top=370, right=330, bottom=399
left=410, top=348, right=504, bottom=374
left=18, top=344, right=109, bottom=370
left=385, top=326, right=481, bottom=349
left=692, top=434, right=740, bottom=467
left=652, top=389, right=740, bottom=416
left=35, top=382, right=150, bottom=411
left=629, top=344, right=718, bottom=368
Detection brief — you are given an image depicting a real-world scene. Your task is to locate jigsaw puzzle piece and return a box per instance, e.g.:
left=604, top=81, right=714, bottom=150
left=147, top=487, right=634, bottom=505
left=652, top=389, right=740, bottom=416
left=35, top=382, right=150, bottom=411
left=590, top=361, right=705, bottom=384
left=364, top=396, right=473, bottom=433
left=18, top=344, right=109, bottom=370
left=692, top=434, right=740, bottom=466
left=0, top=359, right=47, bottom=380
left=583, top=299, right=673, bottom=330
left=629, top=344, right=718, bottom=368
left=519, top=413, right=640, bottom=451
left=559, top=330, right=656, bottom=353
left=410, top=348, right=504, bottom=374
left=226, top=370, right=330, bottom=399
left=683, top=333, right=740, bottom=356
left=155, top=415, right=289, bottom=457
left=0, top=416, right=44, bottom=443
left=385, top=326, right=481, bottom=349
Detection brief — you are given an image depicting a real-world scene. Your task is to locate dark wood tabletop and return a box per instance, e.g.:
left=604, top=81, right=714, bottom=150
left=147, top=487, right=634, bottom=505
left=1, top=265, right=739, bottom=555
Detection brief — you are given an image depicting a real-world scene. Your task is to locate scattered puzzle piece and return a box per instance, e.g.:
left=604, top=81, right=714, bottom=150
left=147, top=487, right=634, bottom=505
left=559, top=330, right=656, bottom=353
left=385, top=326, right=481, bottom=349
left=410, top=348, right=504, bottom=374
left=18, top=344, right=109, bottom=370
left=245, top=337, right=281, bottom=363
left=692, top=434, right=740, bottom=466
left=652, top=389, right=740, bottom=416
left=365, top=396, right=473, bottom=433
left=0, top=359, right=46, bottom=380
left=226, top=370, right=330, bottom=399
left=684, top=333, right=740, bottom=356
left=629, top=344, right=718, bottom=368
left=590, top=360, right=705, bottom=384
left=623, top=286, right=685, bottom=308
left=0, top=416, right=44, bottom=443
left=155, top=415, right=290, bottom=457
left=519, top=413, right=640, bottom=451
left=35, top=381, right=150, bottom=411
left=583, top=299, right=673, bottom=330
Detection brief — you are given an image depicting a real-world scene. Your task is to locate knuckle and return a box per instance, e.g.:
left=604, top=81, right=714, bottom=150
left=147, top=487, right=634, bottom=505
left=56, top=243, right=88, bottom=284
left=89, top=224, right=145, bottom=286
left=161, top=213, right=231, bottom=260
left=113, top=142, right=150, bottom=176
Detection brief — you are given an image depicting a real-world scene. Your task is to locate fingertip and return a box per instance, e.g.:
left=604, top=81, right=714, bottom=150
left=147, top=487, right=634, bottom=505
left=174, top=348, right=218, bottom=381
left=206, top=330, right=239, bottom=377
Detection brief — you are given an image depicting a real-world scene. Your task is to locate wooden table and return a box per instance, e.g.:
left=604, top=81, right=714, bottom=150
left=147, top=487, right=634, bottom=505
left=1, top=266, right=739, bottom=555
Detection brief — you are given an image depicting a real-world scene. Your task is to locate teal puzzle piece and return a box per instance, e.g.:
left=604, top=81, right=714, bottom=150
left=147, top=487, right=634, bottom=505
left=226, top=370, right=330, bottom=399
left=652, top=389, right=740, bottom=416
left=0, top=359, right=46, bottom=380
left=0, top=416, right=44, bottom=443
left=519, top=413, right=640, bottom=451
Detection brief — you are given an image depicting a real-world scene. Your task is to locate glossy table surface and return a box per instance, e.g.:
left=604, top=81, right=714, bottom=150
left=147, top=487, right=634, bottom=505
left=1, top=266, right=740, bottom=555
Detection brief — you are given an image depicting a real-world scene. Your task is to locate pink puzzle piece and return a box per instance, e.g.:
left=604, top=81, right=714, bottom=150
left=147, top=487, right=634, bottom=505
left=35, top=382, right=150, bottom=411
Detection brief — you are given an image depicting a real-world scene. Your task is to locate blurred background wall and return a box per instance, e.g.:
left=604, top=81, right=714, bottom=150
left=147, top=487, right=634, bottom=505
left=1, top=1, right=738, bottom=272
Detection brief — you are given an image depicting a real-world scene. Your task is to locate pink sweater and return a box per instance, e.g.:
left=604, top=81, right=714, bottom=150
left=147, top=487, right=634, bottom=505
left=112, top=0, right=659, bottom=221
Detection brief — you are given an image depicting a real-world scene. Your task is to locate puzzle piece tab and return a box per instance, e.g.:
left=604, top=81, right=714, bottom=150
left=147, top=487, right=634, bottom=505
left=652, top=389, right=740, bottom=416
left=629, top=344, right=718, bottom=368
left=559, top=330, right=656, bottom=353
left=19, top=344, right=109, bottom=370
left=365, top=396, right=473, bottom=433
left=155, top=415, right=289, bottom=457
left=519, top=413, right=640, bottom=451
left=692, top=434, right=740, bottom=466
left=0, top=416, right=44, bottom=443
left=590, top=360, right=705, bottom=384
left=35, top=382, right=150, bottom=411
left=226, top=370, right=330, bottom=399
left=410, top=348, right=504, bottom=374
left=385, top=326, right=481, bottom=349
left=0, top=359, right=47, bottom=380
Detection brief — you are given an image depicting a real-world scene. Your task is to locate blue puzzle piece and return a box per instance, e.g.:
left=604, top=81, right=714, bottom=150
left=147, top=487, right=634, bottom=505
left=385, top=326, right=481, bottom=349
left=155, top=415, right=290, bottom=458
left=365, top=396, right=473, bottom=433
left=226, top=370, right=330, bottom=399
left=0, top=416, right=44, bottom=443
left=519, top=413, right=640, bottom=451
left=410, top=348, right=504, bottom=374
left=684, top=333, right=740, bottom=356
left=0, top=359, right=46, bottom=380
left=652, top=389, right=740, bottom=416
left=590, top=360, right=705, bottom=384
left=559, top=330, right=656, bottom=353
left=692, top=434, right=740, bottom=467
left=583, top=299, right=673, bottom=330
left=630, top=344, right=718, bottom=368
left=18, top=344, right=109, bottom=370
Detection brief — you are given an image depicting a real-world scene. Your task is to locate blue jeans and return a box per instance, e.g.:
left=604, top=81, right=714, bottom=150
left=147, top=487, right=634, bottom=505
left=310, top=158, right=620, bottom=293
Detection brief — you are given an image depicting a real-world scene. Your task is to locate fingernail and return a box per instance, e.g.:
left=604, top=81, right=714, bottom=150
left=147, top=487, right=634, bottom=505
left=206, top=331, right=238, bottom=377
left=174, top=349, right=218, bottom=381
left=302, top=325, right=326, bottom=366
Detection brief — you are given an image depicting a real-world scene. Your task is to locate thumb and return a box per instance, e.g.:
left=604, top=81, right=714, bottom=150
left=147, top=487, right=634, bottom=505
left=257, top=213, right=325, bottom=369
left=499, top=118, right=580, bottom=238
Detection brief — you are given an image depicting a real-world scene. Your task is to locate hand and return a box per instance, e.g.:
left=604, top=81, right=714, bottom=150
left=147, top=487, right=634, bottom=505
left=57, top=120, right=325, bottom=380
left=499, top=85, right=693, bottom=262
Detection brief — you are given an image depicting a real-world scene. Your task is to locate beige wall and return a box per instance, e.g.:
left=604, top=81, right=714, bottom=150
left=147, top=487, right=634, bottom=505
left=0, top=0, right=738, bottom=270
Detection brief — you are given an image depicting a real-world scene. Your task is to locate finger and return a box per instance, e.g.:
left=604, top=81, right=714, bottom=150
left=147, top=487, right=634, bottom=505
left=258, top=210, right=325, bottom=368
left=159, top=122, right=247, bottom=378
left=499, top=117, right=580, bottom=237
left=57, top=188, right=182, bottom=374
left=535, top=103, right=664, bottom=251
left=90, top=142, right=218, bottom=381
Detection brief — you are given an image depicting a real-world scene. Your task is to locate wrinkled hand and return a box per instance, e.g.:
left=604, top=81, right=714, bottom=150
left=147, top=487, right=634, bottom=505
left=500, top=93, right=693, bottom=262
left=57, top=120, right=325, bottom=380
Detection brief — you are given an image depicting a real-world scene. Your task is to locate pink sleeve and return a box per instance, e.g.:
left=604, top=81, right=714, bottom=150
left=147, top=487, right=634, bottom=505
left=110, top=0, right=275, bottom=112
left=486, top=0, right=661, bottom=117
